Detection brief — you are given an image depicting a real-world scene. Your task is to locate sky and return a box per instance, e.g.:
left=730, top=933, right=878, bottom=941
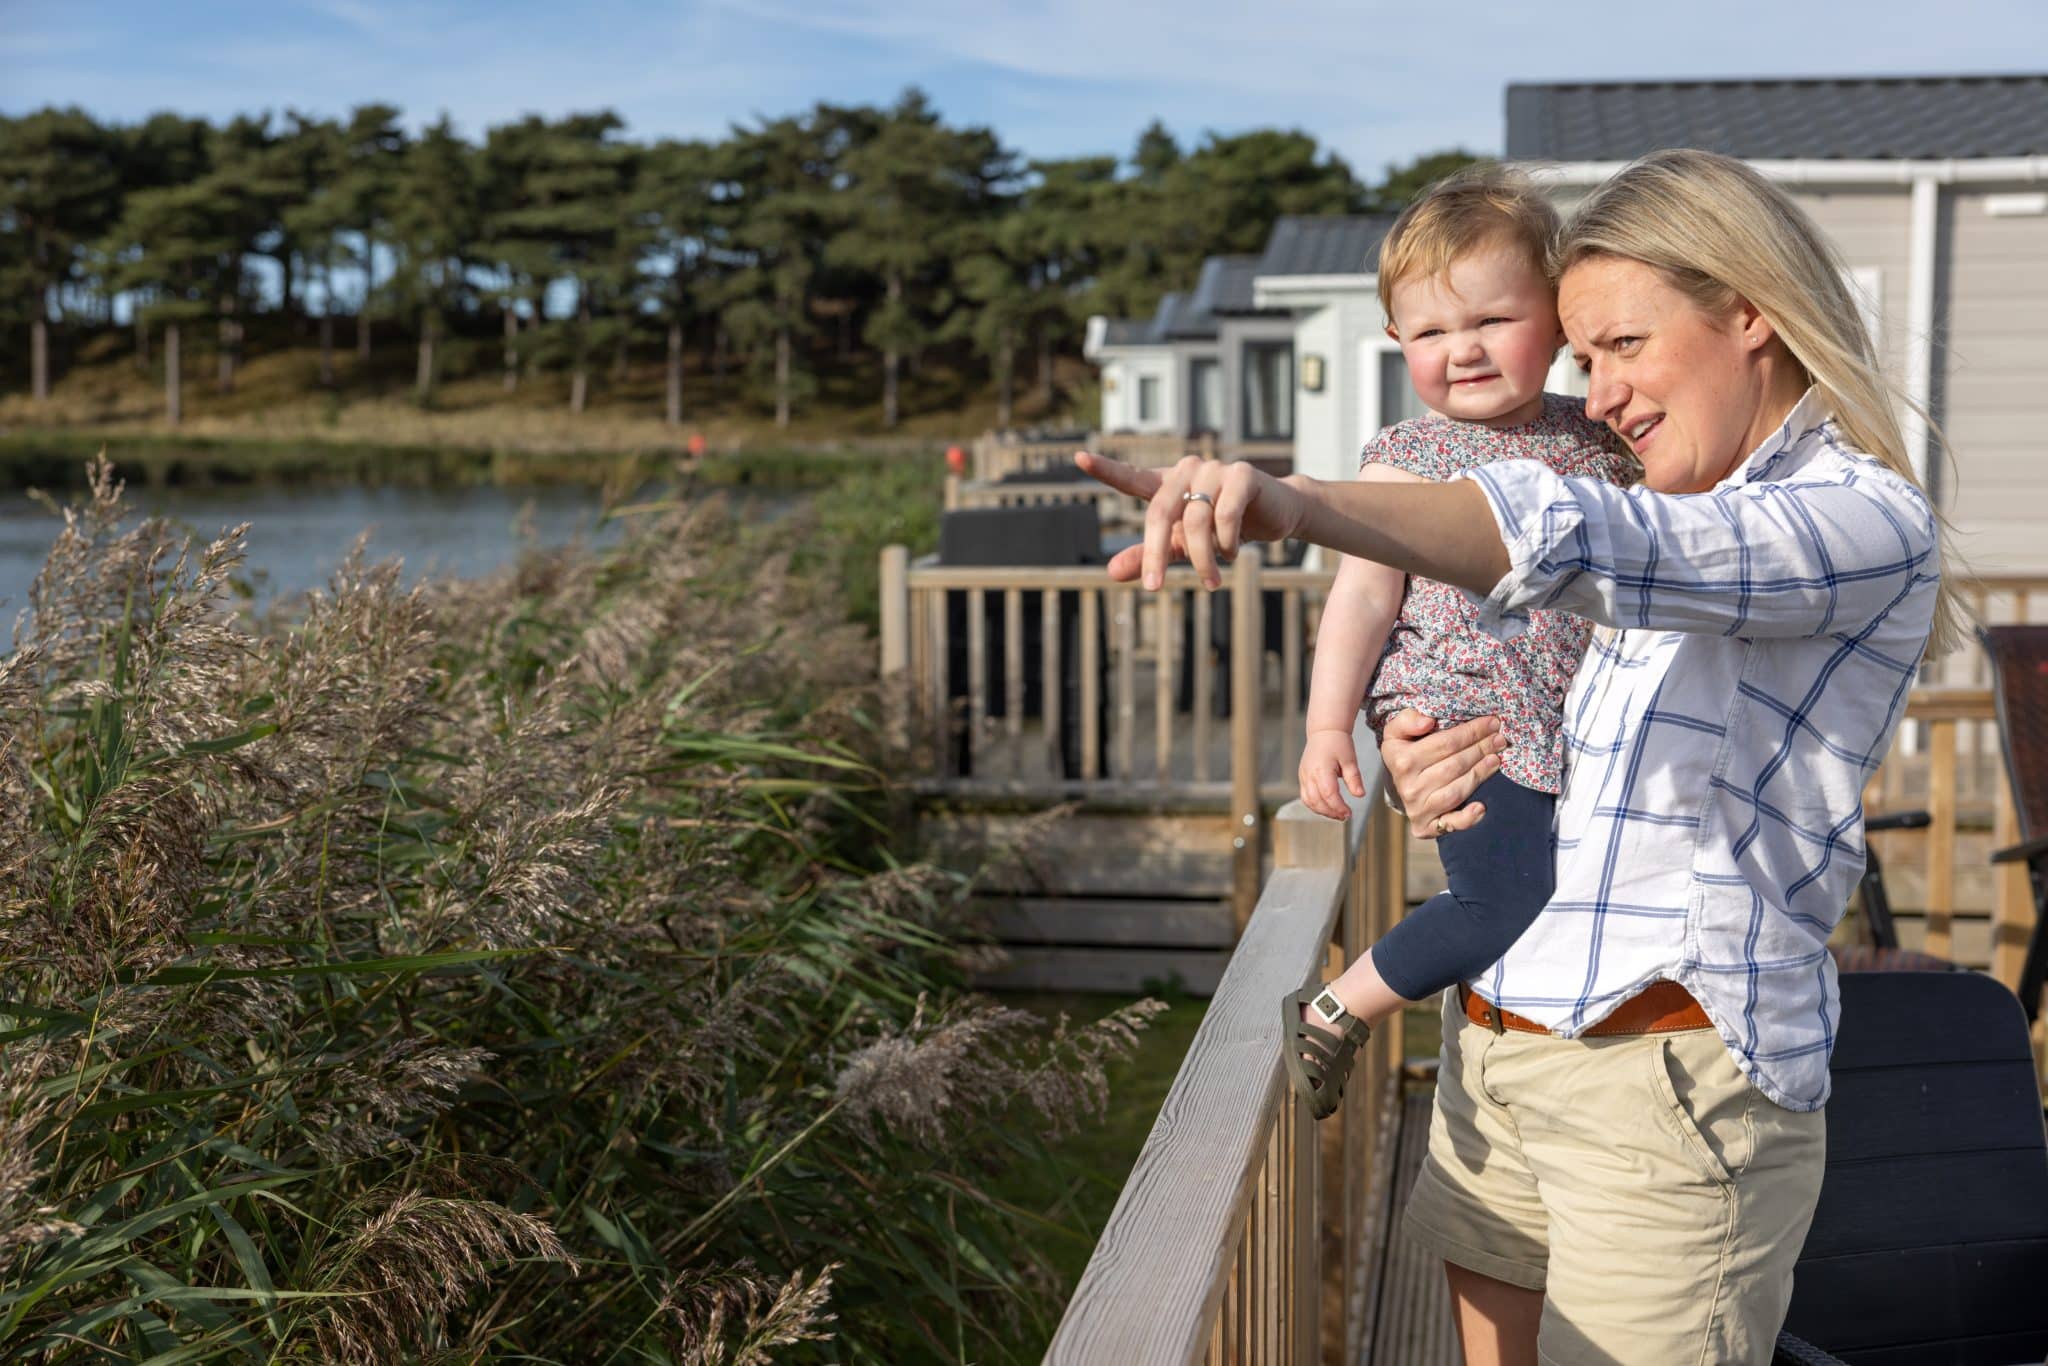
left=5, top=0, right=2045, bottom=177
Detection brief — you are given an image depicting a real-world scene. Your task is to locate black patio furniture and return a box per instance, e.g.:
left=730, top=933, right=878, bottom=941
left=1174, top=538, right=1312, bottom=719
left=937, top=503, right=1107, bottom=780
left=1982, top=625, right=2048, bottom=1024
left=1772, top=970, right=2048, bottom=1365
left=1834, top=810, right=1957, bottom=974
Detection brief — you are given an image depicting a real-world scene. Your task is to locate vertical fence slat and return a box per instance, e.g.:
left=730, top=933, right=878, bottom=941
left=1245, top=1146, right=1261, bottom=1366
left=929, top=587, right=949, bottom=772
left=967, top=587, right=987, bottom=777
left=1117, top=588, right=1137, bottom=780
left=1042, top=588, right=1063, bottom=782
left=1231, top=548, right=1265, bottom=929
left=1293, top=1094, right=1316, bottom=1366
left=1004, top=586, right=1024, bottom=744
left=1925, top=717, right=1957, bottom=959
left=1156, top=589, right=1176, bottom=785
left=1993, top=775, right=2030, bottom=989
left=1282, top=588, right=1303, bottom=752
left=1080, top=589, right=1101, bottom=782
left=1195, top=591, right=1214, bottom=783
left=908, top=584, right=929, bottom=773
left=879, top=546, right=909, bottom=753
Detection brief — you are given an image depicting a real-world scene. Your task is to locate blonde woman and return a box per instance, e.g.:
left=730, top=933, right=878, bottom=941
left=1078, top=148, right=1958, bottom=1365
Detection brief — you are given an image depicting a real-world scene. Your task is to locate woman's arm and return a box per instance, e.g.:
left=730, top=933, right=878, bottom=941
left=1078, top=449, right=1936, bottom=644
left=1457, top=460, right=1939, bottom=640
left=1072, top=452, right=1510, bottom=595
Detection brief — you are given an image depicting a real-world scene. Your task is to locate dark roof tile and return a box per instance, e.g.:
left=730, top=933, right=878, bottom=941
left=1507, top=75, right=2048, bottom=162
left=1255, top=215, right=1398, bottom=278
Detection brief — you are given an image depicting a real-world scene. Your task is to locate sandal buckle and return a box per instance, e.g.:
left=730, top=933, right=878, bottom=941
left=1310, top=988, right=1347, bottom=1027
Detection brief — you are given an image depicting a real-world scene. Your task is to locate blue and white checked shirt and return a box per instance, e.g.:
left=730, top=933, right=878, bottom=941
left=1455, top=389, right=1940, bottom=1110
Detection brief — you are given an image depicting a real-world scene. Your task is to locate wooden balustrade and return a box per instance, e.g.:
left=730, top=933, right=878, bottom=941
left=882, top=546, right=2045, bottom=1006
left=1045, top=761, right=1408, bottom=1364
left=882, top=551, right=1341, bottom=921
left=1867, top=687, right=2039, bottom=1003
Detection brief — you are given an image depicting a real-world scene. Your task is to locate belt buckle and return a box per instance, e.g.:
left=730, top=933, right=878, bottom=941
left=1464, top=984, right=1508, bottom=1036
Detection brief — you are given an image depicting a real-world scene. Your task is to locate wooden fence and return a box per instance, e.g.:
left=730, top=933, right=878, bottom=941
left=1045, top=774, right=1409, bottom=1364
left=881, top=550, right=2048, bottom=1001
left=880, top=546, right=1335, bottom=923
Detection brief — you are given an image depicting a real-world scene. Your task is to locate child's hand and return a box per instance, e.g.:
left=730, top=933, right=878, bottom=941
left=1298, top=727, right=1367, bottom=821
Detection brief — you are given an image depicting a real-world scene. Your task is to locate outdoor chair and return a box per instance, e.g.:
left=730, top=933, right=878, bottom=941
left=1981, top=625, right=2048, bottom=1024
left=1772, top=970, right=2048, bottom=1366
left=1833, top=806, right=1957, bottom=974
left=937, top=503, right=1108, bottom=780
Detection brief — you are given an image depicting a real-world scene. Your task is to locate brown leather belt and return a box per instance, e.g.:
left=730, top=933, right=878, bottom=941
left=1458, top=980, right=1711, bottom=1037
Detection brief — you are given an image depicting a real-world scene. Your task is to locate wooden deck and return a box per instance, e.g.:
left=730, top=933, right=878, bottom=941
left=1368, top=1085, right=1458, bottom=1366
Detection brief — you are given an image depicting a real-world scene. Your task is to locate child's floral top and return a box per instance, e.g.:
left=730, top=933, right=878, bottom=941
left=1362, top=392, right=1636, bottom=794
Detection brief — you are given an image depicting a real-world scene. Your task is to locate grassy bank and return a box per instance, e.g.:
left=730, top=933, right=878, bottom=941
left=0, top=331, right=1093, bottom=490
left=0, top=457, right=1163, bottom=1361
left=0, top=428, right=949, bottom=494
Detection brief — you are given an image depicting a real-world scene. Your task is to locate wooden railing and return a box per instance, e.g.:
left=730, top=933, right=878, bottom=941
left=881, top=549, right=2047, bottom=998
left=1045, top=766, right=1408, bottom=1364
left=879, top=547, right=1336, bottom=922
left=1867, top=688, right=2040, bottom=1006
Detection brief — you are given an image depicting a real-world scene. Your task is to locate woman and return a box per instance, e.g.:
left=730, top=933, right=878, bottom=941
left=1078, top=148, right=1959, bottom=1365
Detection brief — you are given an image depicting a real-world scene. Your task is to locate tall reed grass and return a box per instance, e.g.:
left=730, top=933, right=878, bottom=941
left=0, top=461, right=1155, bottom=1360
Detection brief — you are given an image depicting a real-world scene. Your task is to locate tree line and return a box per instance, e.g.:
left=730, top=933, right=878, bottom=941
left=0, top=91, right=1472, bottom=429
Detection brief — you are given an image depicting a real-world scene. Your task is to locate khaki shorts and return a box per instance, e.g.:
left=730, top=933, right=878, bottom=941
left=1402, top=991, right=1826, bottom=1366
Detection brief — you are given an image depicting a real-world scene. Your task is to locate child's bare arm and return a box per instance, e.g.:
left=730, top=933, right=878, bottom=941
left=1304, top=463, right=1428, bottom=738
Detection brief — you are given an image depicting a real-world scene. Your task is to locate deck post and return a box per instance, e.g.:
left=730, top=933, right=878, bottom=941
left=1926, top=717, right=1957, bottom=958
left=1231, top=546, right=1265, bottom=930
left=878, top=545, right=910, bottom=752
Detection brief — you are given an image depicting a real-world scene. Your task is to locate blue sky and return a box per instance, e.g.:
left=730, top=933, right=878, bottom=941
left=5, top=0, right=2045, bottom=176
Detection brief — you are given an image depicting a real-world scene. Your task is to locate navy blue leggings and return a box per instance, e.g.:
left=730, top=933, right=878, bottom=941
left=1369, top=772, right=1556, bottom=1002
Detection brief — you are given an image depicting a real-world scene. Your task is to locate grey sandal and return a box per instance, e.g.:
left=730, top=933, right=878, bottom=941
left=1283, top=985, right=1372, bottom=1121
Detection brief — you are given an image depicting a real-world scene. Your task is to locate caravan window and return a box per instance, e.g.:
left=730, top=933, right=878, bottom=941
left=1242, top=342, right=1294, bottom=441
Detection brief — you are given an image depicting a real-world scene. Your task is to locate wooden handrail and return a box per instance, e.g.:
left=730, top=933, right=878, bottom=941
left=1047, top=736, right=1403, bottom=1364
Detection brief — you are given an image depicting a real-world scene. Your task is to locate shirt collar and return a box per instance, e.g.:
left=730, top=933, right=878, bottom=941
left=1718, top=386, right=1828, bottom=490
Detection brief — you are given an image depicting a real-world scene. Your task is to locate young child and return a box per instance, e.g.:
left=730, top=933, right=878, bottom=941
left=1286, top=165, right=1635, bottom=1118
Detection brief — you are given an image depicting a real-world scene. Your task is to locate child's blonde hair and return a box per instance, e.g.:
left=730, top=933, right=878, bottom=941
left=1376, top=162, right=1559, bottom=326
left=1555, top=148, right=1967, bottom=658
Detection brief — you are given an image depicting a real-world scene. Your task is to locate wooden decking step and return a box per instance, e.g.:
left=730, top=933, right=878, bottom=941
left=970, top=896, right=1238, bottom=997
left=1369, top=1084, right=1459, bottom=1365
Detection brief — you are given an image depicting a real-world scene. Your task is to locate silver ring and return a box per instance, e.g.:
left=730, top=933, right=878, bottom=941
left=1181, top=490, right=1214, bottom=505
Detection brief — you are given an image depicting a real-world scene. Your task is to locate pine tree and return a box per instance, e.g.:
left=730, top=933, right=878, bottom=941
left=830, top=89, right=1014, bottom=427
left=101, top=182, right=235, bottom=424
left=278, top=117, right=348, bottom=385
left=718, top=111, right=839, bottom=428
left=479, top=113, right=633, bottom=412
left=392, top=115, right=480, bottom=401
left=635, top=138, right=718, bottom=427
left=1368, top=149, right=1485, bottom=209
left=337, top=104, right=406, bottom=362
left=0, top=109, right=122, bottom=401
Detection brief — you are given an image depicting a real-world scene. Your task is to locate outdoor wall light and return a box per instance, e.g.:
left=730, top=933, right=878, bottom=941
left=1301, top=353, right=1325, bottom=393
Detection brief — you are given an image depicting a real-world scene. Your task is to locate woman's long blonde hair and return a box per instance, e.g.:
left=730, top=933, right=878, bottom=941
left=1554, top=148, right=1968, bottom=657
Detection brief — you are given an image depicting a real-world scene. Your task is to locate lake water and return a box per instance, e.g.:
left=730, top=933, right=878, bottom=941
left=0, top=483, right=763, bottom=617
